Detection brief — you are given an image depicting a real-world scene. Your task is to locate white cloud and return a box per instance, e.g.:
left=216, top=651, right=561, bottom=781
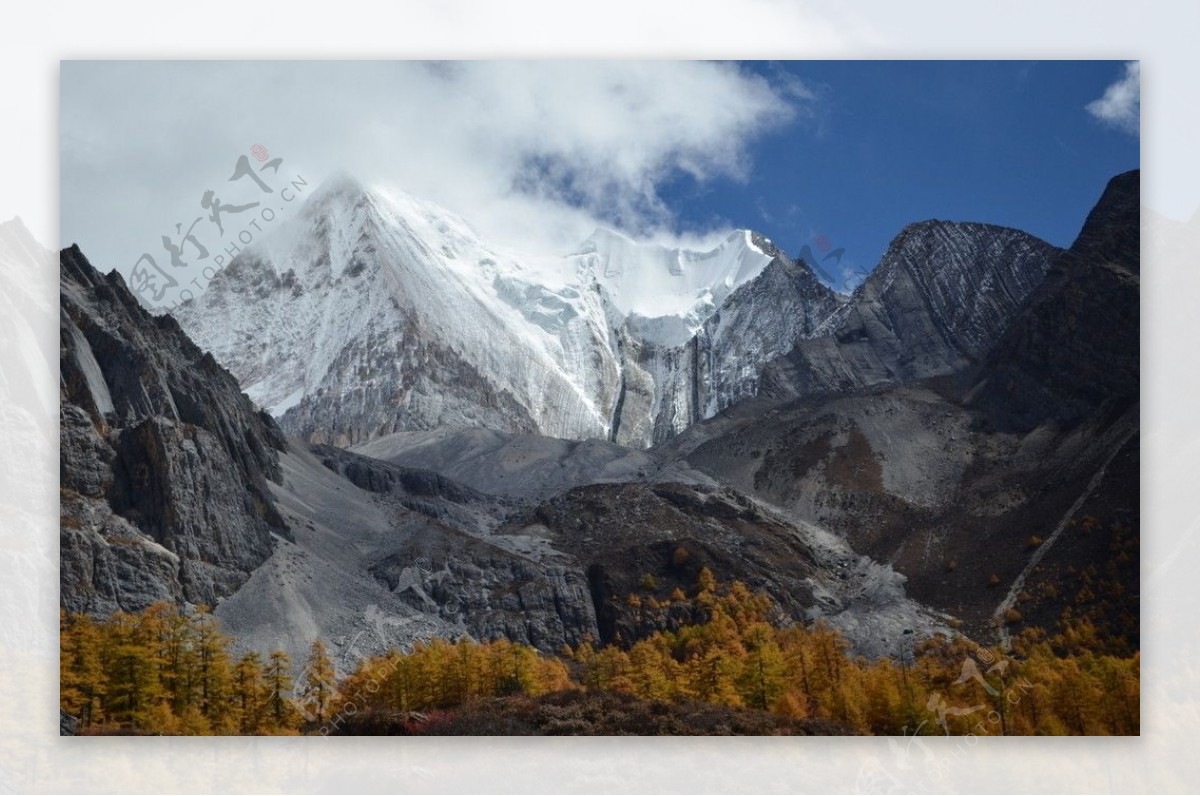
left=61, top=61, right=809, bottom=276
left=1086, top=61, right=1140, bottom=135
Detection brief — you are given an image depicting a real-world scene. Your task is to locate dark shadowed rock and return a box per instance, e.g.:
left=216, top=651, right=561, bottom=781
left=667, top=173, right=1140, bottom=649
left=761, top=221, right=1058, bottom=401
left=966, top=170, right=1139, bottom=432
left=60, top=246, right=288, bottom=613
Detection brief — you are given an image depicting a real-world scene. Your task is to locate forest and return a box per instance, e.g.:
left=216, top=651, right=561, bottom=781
left=60, top=571, right=1138, bottom=736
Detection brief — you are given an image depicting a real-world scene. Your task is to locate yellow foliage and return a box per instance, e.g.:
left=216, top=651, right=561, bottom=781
left=62, top=577, right=1139, bottom=736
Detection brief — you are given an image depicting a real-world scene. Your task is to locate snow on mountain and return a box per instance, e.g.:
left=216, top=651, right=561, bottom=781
left=175, top=174, right=836, bottom=448
left=175, top=175, right=617, bottom=445
left=571, top=227, right=774, bottom=347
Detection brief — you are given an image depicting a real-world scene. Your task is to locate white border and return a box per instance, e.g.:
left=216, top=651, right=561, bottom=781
left=2, top=2, right=1193, bottom=793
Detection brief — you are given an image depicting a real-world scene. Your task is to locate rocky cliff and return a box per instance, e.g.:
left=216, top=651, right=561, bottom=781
left=610, top=232, right=845, bottom=446
left=668, top=172, right=1140, bottom=649
left=966, top=170, right=1139, bottom=431
left=60, top=246, right=288, bottom=613
left=761, top=221, right=1058, bottom=400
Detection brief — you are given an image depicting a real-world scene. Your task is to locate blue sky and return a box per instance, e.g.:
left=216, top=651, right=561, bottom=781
left=660, top=61, right=1141, bottom=289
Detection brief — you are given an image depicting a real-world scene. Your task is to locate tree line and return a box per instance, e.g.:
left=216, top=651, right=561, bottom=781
left=60, top=571, right=1137, bottom=735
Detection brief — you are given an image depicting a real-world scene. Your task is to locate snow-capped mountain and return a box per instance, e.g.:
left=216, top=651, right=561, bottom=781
left=60, top=170, right=1140, bottom=668
left=175, top=175, right=842, bottom=448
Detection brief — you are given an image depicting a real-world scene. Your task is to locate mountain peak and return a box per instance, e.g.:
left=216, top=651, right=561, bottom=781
left=893, top=217, right=1027, bottom=241
left=1, top=216, right=52, bottom=272
left=310, top=170, right=372, bottom=200
left=578, top=225, right=633, bottom=251
left=876, top=219, right=1058, bottom=281
left=297, top=172, right=384, bottom=221
left=175, top=180, right=842, bottom=448
left=1064, top=168, right=1139, bottom=271
left=0, top=215, right=30, bottom=235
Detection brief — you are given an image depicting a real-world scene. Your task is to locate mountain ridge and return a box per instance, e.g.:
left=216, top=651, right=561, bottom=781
left=60, top=243, right=947, bottom=664
left=59, top=169, right=1138, bottom=667
left=174, top=177, right=848, bottom=448
left=174, top=174, right=1058, bottom=452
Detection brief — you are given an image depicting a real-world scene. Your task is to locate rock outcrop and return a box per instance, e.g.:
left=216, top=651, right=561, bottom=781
left=60, top=246, right=288, bottom=613
left=761, top=221, right=1058, bottom=400
left=668, top=172, right=1141, bottom=649
left=966, top=170, right=1140, bottom=431
left=216, top=443, right=942, bottom=666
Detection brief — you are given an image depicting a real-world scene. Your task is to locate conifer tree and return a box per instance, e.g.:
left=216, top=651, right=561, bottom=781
left=263, top=650, right=297, bottom=731
left=737, top=622, right=787, bottom=711
left=300, top=639, right=338, bottom=724
left=233, top=652, right=264, bottom=734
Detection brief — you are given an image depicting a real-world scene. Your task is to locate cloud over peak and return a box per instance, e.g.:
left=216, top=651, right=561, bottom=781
left=61, top=61, right=811, bottom=272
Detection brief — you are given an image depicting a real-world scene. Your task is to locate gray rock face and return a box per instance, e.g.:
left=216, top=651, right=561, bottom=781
left=351, top=426, right=713, bottom=500
left=241, top=444, right=942, bottom=664
left=663, top=174, right=1140, bottom=648
left=697, top=234, right=848, bottom=416
left=761, top=221, right=1059, bottom=400
left=367, top=530, right=598, bottom=652
left=59, top=246, right=288, bottom=613
left=317, top=445, right=597, bottom=651
left=612, top=234, right=845, bottom=447
left=967, top=171, right=1139, bottom=432
left=280, top=326, right=543, bottom=447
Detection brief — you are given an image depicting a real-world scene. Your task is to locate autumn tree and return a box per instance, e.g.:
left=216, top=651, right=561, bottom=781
left=191, top=610, right=234, bottom=732
left=262, top=650, right=297, bottom=731
left=300, top=639, right=338, bottom=724
left=232, top=652, right=264, bottom=734
left=61, top=576, right=1139, bottom=737
left=737, top=622, right=787, bottom=711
